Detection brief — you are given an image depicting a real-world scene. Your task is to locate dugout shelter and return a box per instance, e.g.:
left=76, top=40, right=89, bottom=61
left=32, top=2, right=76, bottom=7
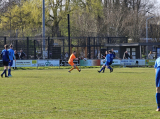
left=105, top=42, right=160, bottom=59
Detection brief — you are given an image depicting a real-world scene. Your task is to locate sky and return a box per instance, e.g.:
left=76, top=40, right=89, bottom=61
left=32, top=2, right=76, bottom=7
left=154, top=0, right=160, bottom=14
left=2, top=0, right=160, bottom=14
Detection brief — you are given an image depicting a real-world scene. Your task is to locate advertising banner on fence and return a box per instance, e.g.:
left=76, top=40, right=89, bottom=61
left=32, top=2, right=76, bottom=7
left=145, top=59, right=155, bottom=66
left=80, top=60, right=100, bottom=66
left=121, top=59, right=135, bottom=66
left=37, top=60, right=59, bottom=66
left=100, top=59, right=121, bottom=66
left=12, top=60, right=16, bottom=67
left=12, top=60, right=37, bottom=67
left=121, top=59, right=145, bottom=66
left=136, top=59, right=146, bottom=66
left=3, top=59, right=146, bottom=67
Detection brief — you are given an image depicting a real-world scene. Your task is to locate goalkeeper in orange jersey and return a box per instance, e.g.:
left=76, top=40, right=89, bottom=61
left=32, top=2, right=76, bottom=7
left=68, top=51, right=81, bottom=73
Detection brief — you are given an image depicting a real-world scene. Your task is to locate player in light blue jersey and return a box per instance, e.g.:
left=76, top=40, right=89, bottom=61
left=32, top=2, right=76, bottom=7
left=154, top=57, right=160, bottom=111
left=8, top=44, right=15, bottom=77
left=98, top=50, right=113, bottom=73
left=1, top=44, right=10, bottom=78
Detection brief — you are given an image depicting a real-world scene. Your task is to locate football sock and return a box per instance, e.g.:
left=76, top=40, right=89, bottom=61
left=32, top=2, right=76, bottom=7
left=5, top=70, right=7, bottom=77
left=100, top=67, right=104, bottom=72
left=103, top=67, right=105, bottom=72
left=76, top=66, right=80, bottom=71
left=156, top=93, right=160, bottom=108
left=69, top=67, right=74, bottom=72
left=108, top=66, right=112, bottom=70
left=2, top=69, right=6, bottom=75
left=10, top=69, right=11, bottom=75
left=8, top=69, right=11, bottom=75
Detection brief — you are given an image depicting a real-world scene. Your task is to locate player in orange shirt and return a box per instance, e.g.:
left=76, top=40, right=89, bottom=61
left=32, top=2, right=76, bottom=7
left=68, top=51, right=81, bottom=73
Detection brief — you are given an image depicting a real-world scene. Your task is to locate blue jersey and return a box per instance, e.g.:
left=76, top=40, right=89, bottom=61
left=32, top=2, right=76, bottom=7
left=1, top=49, right=9, bottom=62
left=155, top=57, right=160, bottom=68
left=8, top=49, right=15, bottom=60
left=106, top=54, right=111, bottom=63
left=110, top=54, right=115, bottom=62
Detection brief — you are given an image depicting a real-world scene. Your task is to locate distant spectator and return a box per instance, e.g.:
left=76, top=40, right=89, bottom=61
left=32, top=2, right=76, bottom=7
left=123, top=51, right=131, bottom=59
left=14, top=50, right=19, bottom=60
left=111, top=48, right=116, bottom=57
left=65, top=52, right=69, bottom=60
left=61, top=53, right=64, bottom=59
left=148, top=51, right=154, bottom=59
left=111, top=48, right=121, bottom=60
left=102, top=51, right=107, bottom=59
left=19, top=50, right=25, bottom=59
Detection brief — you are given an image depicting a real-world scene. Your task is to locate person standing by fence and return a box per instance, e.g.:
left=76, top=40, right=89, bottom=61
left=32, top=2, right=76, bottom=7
left=14, top=50, right=19, bottom=60
left=1, top=44, right=10, bottom=78
left=123, top=51, right=131, bottom=59
left=148, top=51, right=154, bottom=59
left=19, top=50, right=25, bottom=59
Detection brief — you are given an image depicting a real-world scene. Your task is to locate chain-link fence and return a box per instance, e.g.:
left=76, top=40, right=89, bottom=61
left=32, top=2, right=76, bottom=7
left=0, top=36, right=128, bottom=60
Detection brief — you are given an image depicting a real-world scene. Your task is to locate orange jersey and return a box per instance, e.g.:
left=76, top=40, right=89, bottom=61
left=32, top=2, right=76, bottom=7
left=68, top=54, right=76, bottom=63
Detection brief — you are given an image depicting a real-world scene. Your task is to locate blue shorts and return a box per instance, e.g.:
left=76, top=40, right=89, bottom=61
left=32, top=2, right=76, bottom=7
left=156, top=67, right=160, bottom=87
left=104, top=62, right=110, bottom=66
left=8, top=60, right=13, bottom=67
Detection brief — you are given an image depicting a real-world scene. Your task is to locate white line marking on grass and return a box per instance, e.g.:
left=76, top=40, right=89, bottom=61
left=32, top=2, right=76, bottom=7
left=0, top=105, right=156, bottom=116
left=58, top=105, right=156, bottom=112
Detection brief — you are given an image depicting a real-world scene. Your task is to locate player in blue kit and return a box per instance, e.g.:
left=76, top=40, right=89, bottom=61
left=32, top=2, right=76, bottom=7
left=154, top=57, right=160, bottom=111
left=1, top=44, right=10, bottom=78
left=101, top=50, right=114, bottom=73
left=103, top=49, right=121, bottom=73
left=98, top=50, right=113, bottom=73
left=8, top=44, right=15, bottom=77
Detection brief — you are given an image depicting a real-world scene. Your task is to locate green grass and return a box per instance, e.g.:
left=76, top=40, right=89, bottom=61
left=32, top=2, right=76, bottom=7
left=0, top=68, right=159, bottom=119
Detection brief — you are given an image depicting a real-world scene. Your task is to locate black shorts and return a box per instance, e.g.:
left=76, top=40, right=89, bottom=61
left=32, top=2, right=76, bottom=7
left=3, top=61, right=8, bottom=66
left=109, top=62, right=112, bottom=65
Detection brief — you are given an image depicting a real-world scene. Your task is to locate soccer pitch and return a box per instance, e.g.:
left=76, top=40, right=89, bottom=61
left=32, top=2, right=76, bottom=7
left=0, top=68, right=159, bottom=119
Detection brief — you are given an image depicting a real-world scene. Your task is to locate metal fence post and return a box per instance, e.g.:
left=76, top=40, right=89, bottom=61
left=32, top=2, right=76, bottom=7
left=27, top=37, right=29, bottom=59
left=126, top=37, right=128, bottom=43
left=34, top=40, right=36, bottom=59
left=48, top=37, right=50, bottom=59
left=4, top=37, right=6, bottom=45
left=15, top=40, right=18, bottom=51
left=94, top=37, right=95, bottom=58
left=68, top=14, right=70, bottom=55
left=88, top=37, right=91, bottom=59
left=63, top=39, right=64, bottom=56
left=108, top=37, right=110, bottom=43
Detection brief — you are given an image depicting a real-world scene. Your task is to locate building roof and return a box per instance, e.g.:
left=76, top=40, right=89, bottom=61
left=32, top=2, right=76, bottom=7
left=105, top=42, right=160, bottom=46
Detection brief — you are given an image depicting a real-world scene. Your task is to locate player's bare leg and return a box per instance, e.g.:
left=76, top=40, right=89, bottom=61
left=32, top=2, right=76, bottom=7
left=68, top=66, right=74, bottom=73
left=74, top=64, right=81, bottom=72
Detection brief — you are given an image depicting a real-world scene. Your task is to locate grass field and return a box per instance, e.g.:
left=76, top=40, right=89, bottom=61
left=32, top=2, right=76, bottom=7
left=0, top=67, right=159, bottom=119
